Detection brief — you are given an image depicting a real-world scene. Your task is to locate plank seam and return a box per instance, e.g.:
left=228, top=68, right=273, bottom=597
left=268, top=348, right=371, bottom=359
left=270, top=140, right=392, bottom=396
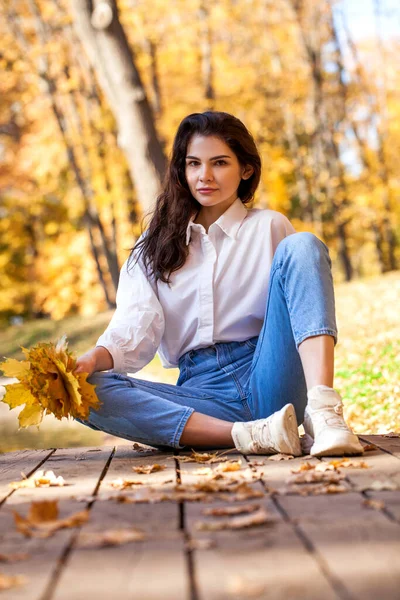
left=243, top=456, right=356, bottom=600
left=39, top=446, right=116, bottom=600
left=0, top=448, right=56, bottom=508
left=271, top=493, right=356, bottom=600
left=360, top=489, right=400, bottom=525
left=359, top=435, right=400, bottom=460
left=174, top=451, right=199, bottom=600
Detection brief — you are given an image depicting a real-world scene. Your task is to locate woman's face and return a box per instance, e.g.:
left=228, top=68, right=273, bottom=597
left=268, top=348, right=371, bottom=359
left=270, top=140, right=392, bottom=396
left=185, top=135, right=253, bottom=213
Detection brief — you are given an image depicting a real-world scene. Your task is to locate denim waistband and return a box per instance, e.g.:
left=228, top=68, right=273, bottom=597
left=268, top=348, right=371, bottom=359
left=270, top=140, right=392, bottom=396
left=178, top=336, right=259, bottom=370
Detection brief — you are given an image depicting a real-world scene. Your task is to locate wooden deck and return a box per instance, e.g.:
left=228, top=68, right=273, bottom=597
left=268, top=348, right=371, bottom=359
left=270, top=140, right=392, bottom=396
left=1, top=434, right=400, bottom=600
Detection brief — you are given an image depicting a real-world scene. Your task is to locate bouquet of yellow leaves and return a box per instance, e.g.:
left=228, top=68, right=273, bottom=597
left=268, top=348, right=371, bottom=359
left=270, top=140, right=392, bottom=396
left=0, top=335, right=100, bottom=428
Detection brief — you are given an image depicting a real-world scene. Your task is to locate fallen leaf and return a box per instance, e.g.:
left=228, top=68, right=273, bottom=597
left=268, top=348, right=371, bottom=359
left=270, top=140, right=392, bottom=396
left=214, top=460, right=242, bottom=473
left=326, top=458, right=370, bottom=469
left=192, top=467, right=213, bottom=476
left=78, top=528, right=145, bottom=548
left=0, top=553, right=29, bottom=563
left=226, top=575, right=266, bottom=598
left=29, top=499, right=59, bottom=523
left=178, top=450, right=231, bottom=464
left=132, top=464, right=166, bottom=474
left=73, top=495, right=95, bottom=503
left=185, top=538, right=216, bottom=551
left=221, top=482, right=264, bottom=502
left=195, top=508, right=272, bottom=531
left=360, top=480, right=398, bottom=492
left=291, top=462, right=316, bottom=474
left=192, top=480, right=238, bottom=493
left=0, top=573, right=27, bottom=591
left=111, top=479, right=265, bottom=504
left=361, top=443, right=377, bottom=451
left=249, top=460, right=266, bottom=467
left=13, top=500, right=89, bottom=538
left=362, top=498, right=385, bottom=510
left=290, top=483, right=348, bottom=496
left=268, top=454, right=294, bottom=461
left=202, top=504, right=260, bottom=517
left=113, top=490, right=208, bottom=503
left=209, top=472, right=225, bottom=481
left=132, top=443, right=158, bottom=452
left=109, top=478, right=144, bottom=489
left=9, top=470, right=66, bottom=489
left=289, top=472, right=345, bottom=485
left=314, top=463, right=337, bottom=472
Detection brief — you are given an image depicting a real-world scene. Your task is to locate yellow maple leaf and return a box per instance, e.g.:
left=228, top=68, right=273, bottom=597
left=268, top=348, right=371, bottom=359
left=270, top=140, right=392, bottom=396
left=18, top=404, right=44, bottom=428
left=0, top=335, right=100, bottom=428
left=0, top=358, right=30, bottom=379
left=1, top=383, right=36, bottom=409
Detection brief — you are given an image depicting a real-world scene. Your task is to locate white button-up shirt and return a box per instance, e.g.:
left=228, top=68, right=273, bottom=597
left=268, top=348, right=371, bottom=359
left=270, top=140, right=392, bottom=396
left=96, top=197, right=296, bottom=373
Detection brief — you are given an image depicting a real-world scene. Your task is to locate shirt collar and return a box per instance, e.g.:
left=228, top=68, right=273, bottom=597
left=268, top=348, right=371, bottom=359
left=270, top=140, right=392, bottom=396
left=185, top=197, right=247, bottom=245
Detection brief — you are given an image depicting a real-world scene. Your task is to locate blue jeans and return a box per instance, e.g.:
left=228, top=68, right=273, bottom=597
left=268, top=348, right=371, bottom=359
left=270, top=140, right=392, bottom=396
left=79, top=233, right=337, bottom=450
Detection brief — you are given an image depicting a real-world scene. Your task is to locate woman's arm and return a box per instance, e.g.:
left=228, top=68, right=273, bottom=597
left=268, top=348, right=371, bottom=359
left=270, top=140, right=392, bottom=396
left=75, top=237, right=165, bottom=375
left=74, top=345, right=113, bottom=377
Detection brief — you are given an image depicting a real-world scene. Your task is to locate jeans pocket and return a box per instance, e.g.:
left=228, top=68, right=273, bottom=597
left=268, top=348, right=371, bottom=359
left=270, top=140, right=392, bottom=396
left=176, top=365, right=188, bottom=386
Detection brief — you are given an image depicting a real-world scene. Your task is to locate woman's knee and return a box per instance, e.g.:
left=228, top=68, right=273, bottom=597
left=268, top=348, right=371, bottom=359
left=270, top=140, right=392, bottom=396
left=276, top=232, right=331, bottom=262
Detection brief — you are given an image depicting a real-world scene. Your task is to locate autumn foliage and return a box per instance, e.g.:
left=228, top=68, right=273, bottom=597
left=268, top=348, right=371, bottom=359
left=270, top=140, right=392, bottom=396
left=0, top=336, right=99, bottom=427
left=0, top=0, right=399, bottom=326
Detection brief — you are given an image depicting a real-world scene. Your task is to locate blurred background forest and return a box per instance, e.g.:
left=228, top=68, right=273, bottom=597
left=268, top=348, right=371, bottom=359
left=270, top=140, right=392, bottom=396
left=0, top=0, right=399, bottom=447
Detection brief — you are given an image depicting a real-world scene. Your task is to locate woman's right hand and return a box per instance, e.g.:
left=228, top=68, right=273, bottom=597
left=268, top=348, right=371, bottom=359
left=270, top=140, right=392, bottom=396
left=74, top=353, right=97, bottom=377
left=74, top=346, right=114, bottom=377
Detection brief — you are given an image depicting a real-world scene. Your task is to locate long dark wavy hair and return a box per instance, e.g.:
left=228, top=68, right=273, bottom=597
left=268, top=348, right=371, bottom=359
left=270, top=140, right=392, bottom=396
left=128, top=111, right=262, bottom=285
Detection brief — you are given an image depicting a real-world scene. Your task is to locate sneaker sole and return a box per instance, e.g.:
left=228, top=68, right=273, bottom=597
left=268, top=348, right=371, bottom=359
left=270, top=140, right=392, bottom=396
left=310, top=430, right=364, bottom=457
left=271, top=404, right=301, bottom=457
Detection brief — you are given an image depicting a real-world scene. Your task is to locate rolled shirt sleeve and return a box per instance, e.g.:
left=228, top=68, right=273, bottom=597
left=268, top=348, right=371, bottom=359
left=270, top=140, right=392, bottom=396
left=96, top=253, right=165, bottom=374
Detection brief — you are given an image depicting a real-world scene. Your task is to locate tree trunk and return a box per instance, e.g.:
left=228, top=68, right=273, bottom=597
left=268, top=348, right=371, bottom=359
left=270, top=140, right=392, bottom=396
left=69, top=0, right=167, bottom=215
left=10, top=0, right=117, bottom=307
left=198, top=1, right=215, bottom=106
left=143, top=38, right=163, bottom=116
left=290, top=0, right=354, bottom=280
left=339, top=1, right=397, bottom=272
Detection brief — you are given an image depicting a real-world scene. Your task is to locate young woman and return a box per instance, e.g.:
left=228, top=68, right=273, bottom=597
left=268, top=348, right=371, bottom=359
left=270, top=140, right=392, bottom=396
left=75, top=111, right=363, bottom=457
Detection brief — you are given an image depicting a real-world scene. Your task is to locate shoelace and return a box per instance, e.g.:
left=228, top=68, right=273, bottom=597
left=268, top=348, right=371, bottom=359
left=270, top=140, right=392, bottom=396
left=312, top=402, right=350, bottom=431
left=251, top=419, right=275, bottom=453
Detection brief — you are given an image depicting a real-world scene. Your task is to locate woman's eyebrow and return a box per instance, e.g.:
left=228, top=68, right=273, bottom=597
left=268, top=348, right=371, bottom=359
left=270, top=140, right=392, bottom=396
left=185, top=154, right=231, bottom=160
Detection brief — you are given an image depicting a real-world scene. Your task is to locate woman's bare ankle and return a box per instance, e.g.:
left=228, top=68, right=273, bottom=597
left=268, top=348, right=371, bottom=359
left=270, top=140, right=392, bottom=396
left=179, top=411, right=234, bottom=447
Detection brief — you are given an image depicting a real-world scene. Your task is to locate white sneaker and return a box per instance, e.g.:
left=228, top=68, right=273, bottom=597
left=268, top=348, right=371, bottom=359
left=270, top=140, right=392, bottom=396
left=304, top=385, right=364, bottom=456
left=231, top=404, right=301, bottom=456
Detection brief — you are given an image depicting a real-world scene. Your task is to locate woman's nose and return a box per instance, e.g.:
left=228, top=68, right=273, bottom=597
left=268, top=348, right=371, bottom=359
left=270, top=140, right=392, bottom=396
left=199, top=165, right=214, bottom=181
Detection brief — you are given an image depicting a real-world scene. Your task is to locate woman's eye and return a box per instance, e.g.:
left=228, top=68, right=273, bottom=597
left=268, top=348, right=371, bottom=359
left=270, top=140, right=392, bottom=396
left=186, top=160, right=227, bottom=167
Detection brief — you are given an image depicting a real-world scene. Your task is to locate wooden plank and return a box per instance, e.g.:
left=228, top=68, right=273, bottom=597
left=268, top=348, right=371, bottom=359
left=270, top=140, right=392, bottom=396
left=51, top=447, right=188, bottom=600
left=0, top=449, right=55, bottom=504
left=178, top=452, right=339, bottom=600
left=366, top=490, right=400, bottom=521
left=360, top=434, right=400, bottom=459
left=249, top=441, right=400, bottom=598
left=320, top=448, right=400, bottom=492
left=0, top=446, right=114, bottom=600
left=278, top=491, right=400, bottom=600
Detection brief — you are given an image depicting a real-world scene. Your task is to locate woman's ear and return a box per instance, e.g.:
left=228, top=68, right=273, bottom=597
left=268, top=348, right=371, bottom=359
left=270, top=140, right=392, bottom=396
left=241, top=165, right=254, bottom=180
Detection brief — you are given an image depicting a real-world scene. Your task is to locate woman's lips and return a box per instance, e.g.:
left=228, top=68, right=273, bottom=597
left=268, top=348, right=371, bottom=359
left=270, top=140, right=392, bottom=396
left=198, top=189, right=217, bottom=194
